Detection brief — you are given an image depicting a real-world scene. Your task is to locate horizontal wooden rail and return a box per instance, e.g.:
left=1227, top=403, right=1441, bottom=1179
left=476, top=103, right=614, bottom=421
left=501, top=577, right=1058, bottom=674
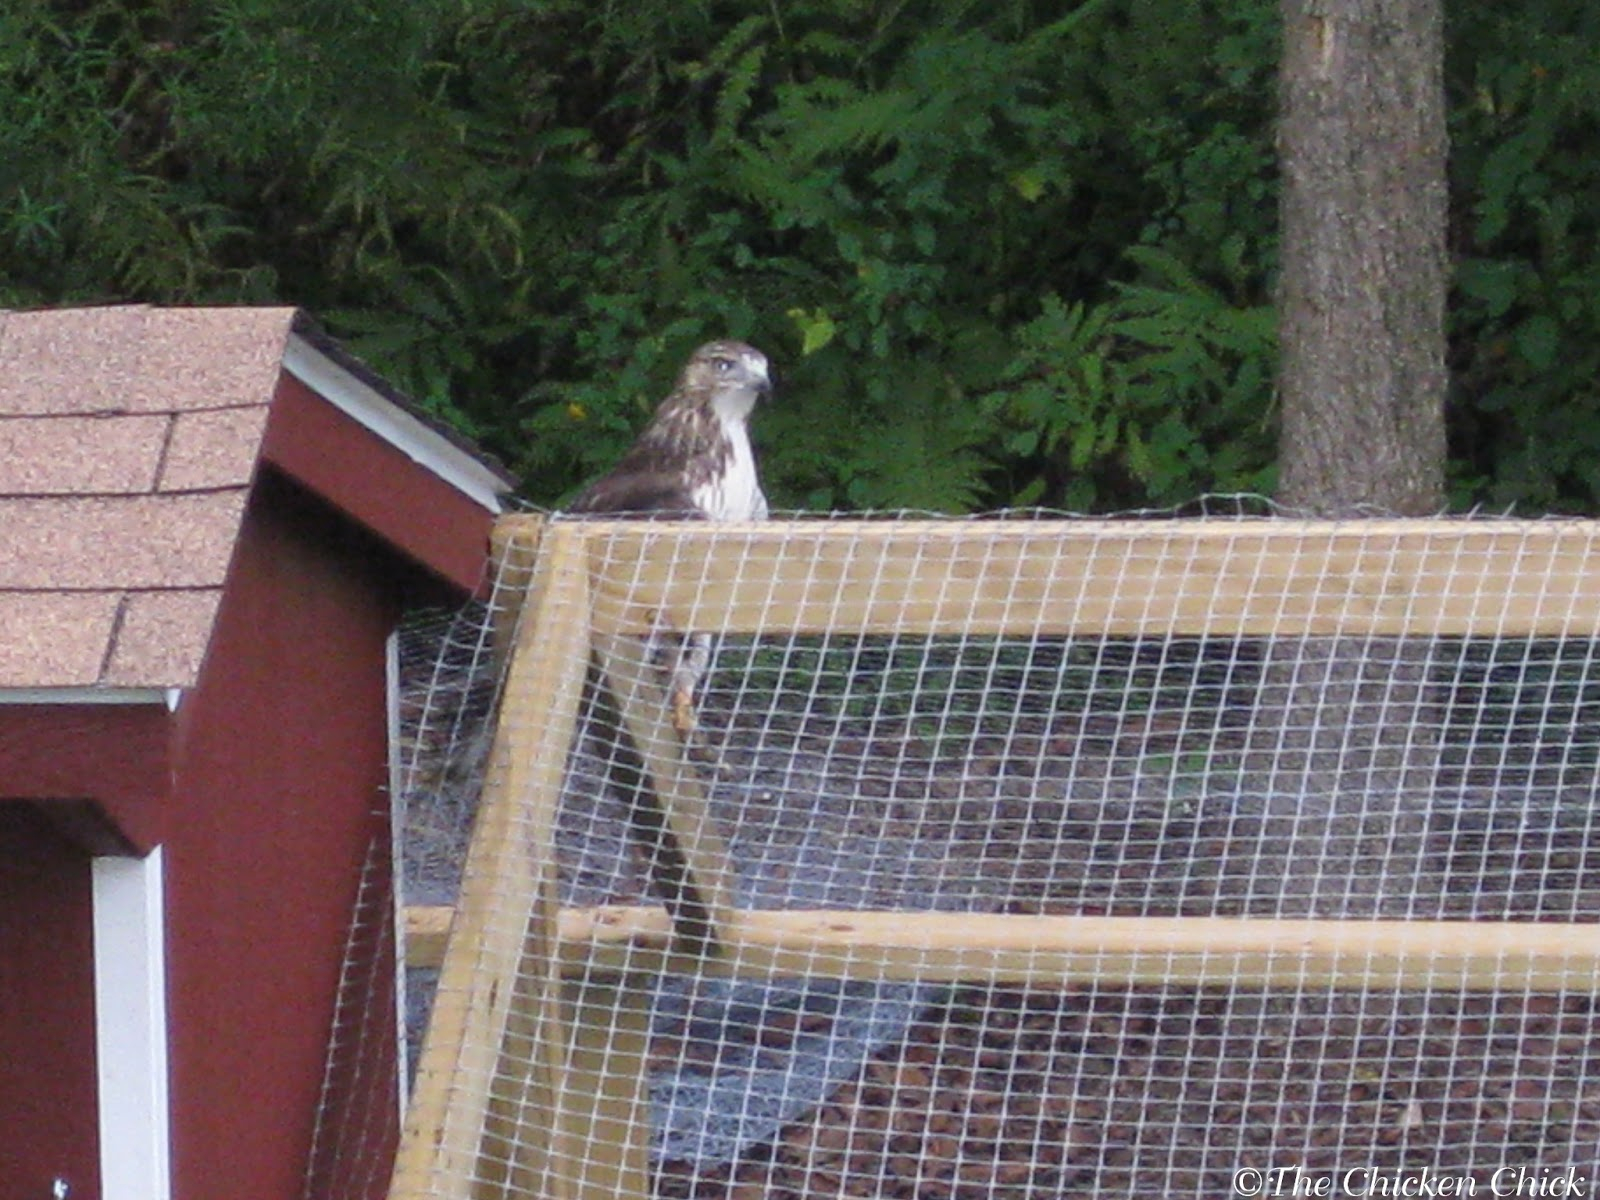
left=487, top=515, right=1600, bottom=639
left=406, top=905, right=1600, bottom=993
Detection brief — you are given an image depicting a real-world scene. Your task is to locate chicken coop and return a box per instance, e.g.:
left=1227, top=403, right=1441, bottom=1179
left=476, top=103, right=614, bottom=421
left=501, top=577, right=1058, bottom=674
left=0, top=304, right=513, bottom=1200
left=393, top=512, right=1600, bottom=1199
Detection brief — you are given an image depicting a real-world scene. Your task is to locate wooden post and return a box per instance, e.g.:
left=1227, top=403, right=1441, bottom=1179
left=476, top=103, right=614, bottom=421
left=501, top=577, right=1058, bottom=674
left=390, top=525, right=592, bottom=1200
left=487, top=516, right=546, bottom=670
left=548, top=973, right=654, bottom=1200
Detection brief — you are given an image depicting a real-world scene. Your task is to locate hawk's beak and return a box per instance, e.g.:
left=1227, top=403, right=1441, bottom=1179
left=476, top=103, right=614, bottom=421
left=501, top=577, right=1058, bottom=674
left=754, top=368, right=773, bottom=401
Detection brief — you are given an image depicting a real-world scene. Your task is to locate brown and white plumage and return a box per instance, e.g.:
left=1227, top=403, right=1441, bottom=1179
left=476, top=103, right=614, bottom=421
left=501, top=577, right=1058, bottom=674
left=570, top=340, right=771, bottom=520
left=570, top=339, right=772, bottom=733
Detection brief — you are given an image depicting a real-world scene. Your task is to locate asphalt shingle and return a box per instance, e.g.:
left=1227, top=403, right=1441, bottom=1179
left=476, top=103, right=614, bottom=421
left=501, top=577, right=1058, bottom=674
left=0, top=305, right=295, bottom=689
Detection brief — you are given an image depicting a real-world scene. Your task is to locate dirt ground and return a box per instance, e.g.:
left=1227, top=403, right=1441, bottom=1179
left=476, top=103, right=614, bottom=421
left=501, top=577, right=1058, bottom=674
left=661, top=984, right=1600, bottom=1198
left=644, top=700, right=1600, bottom=1197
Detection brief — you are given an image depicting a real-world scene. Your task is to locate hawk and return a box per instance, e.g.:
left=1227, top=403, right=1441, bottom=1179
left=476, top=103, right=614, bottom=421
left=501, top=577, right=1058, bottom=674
left=570, top=339, right=772, bottom=734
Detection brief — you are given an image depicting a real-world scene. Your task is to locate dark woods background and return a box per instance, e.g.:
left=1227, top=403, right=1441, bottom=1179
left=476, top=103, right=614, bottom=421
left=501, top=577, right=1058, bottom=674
left=1, top=1, right=1594, bottom=513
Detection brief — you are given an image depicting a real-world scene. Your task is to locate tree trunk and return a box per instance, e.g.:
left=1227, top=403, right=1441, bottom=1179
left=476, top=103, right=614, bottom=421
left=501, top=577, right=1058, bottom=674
left=1276, top=0, right=1448, bottom=514
left=1252, top=0, right=1448, bottom=916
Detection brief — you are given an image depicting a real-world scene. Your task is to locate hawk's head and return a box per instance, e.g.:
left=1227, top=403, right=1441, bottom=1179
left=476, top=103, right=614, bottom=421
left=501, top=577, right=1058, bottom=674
left=678, top=340, right=771, bottom=422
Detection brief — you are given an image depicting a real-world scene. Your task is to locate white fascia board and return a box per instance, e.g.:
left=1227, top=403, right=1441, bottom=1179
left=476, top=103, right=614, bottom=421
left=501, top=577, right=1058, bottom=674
left=0, top=688, right=180, bottom=712
left=282, top=334, right=508, bottom=515
left=93, top=847, right=173, bottom=1200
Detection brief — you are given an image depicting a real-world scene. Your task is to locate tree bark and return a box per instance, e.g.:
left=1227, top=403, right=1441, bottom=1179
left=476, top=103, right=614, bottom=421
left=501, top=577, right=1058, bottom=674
left=1276, top=0, right=1448, bottom=516
left=1253, top=0, right=1448, bottom=915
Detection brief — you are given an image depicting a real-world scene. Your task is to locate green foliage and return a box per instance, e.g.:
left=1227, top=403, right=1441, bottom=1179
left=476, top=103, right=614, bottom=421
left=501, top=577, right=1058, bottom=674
left=980, top=250, right=1276, bottom=511
left=1446, top=0, right=1600, bottom=512
left=3, top=0, right=1599, bottom=513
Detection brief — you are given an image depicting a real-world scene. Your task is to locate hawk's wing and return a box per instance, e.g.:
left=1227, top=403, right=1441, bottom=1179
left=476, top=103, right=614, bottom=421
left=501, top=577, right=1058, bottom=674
left=568, top=467, right=708, bottom=520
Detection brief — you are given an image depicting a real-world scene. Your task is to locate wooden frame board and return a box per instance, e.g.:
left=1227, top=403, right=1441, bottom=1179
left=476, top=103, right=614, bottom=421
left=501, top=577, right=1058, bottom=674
left=405, top=904, right=1600, bottom=993
left=390, top=522, right=590, bottom=1199
left=550, top=516, right=1600, bottom=638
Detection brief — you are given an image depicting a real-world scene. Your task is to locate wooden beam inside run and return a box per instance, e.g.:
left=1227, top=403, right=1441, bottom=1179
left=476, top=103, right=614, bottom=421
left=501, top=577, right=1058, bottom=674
left=520, top=515, right=1600, bottom=639
left=542, top=906, right=1600, bottom=994
left=406, top=903, right=1600, bottom=992
left=591, top=633, right=735, bottom=957
left=402, top=903, right=1600, bottom=992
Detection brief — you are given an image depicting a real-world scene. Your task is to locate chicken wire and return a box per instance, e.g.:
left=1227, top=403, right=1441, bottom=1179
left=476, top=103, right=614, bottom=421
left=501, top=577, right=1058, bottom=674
left=380, top=511, right=1600, bottom=1200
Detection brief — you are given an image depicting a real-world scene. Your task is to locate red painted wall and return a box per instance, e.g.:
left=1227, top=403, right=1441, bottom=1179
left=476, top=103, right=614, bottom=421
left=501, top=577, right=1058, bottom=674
left=266, top=373, right=494, bottom=596
left=0, top=805, right=101, bottom=1199
left=165, top=473, right=402, bottom=1200
left=0, top=706, right=171, bottom=853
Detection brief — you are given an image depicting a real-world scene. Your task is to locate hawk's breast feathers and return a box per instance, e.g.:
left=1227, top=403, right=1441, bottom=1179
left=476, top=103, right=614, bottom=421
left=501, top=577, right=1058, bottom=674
left=691, top=398, right=768, bottom=521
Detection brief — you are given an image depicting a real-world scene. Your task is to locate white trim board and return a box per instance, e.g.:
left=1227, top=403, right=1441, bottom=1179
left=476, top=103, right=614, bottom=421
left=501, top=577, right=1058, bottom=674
left=386, top=628, right=409, bottom=1117
left=93, top=848, right=172, bottom=1200
left=0, top=688, right=180, bottom=711
left=282, top=334, right=509, bottom=515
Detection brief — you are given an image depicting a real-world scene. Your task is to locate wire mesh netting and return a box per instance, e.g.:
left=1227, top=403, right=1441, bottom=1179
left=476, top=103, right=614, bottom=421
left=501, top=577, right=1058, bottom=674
left=381, top=511, right=1600, bottom=1199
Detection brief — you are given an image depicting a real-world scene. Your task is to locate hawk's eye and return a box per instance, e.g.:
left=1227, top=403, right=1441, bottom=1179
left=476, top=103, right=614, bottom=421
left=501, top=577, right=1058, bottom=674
left=712, top=357, right=734, bottom=374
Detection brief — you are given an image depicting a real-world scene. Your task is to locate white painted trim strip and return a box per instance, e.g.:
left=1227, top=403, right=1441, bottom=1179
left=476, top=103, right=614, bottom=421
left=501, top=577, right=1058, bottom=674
left=282, top=334, right=508, bottom=514
left=0, top=687, right=177, bottom=709
left=93, top=848, right=172, bottom=1200
left=386, top=628, right=410, bottom=1117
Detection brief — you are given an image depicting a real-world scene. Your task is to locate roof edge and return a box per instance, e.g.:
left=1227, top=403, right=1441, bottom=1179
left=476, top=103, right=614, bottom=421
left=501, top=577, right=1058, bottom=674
left=282, top=329, right=514, bottom=515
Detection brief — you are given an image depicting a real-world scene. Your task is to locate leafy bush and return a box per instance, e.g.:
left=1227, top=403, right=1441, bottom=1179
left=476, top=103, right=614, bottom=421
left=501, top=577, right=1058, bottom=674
left=461, top=0, right=1286, bottom=511
left=3, top=1, right=1599, bottom=514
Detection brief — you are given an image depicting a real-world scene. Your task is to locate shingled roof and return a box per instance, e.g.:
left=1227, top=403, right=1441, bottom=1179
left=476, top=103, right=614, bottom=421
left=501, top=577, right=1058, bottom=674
left=0, top=305, right=514, bottom=693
